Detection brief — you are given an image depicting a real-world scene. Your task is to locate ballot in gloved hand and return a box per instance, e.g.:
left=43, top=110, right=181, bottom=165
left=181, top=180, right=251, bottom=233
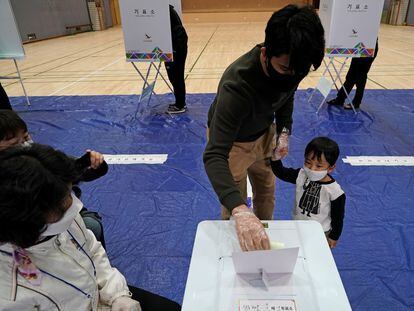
left=270, top=241, right=285, bottom=250
left=232, top=205, right=271, bottom=251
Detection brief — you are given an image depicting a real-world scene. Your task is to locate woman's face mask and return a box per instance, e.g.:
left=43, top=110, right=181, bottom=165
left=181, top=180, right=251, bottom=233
left=0, top=131, right=31, bottom=150
left=41, top=193, right=83, bottom=237
left=21, top=139, right=34, bottom=147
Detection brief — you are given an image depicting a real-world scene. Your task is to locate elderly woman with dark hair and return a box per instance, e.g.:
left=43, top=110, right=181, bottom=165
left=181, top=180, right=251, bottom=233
left=0, top=144, right=181, bottom=311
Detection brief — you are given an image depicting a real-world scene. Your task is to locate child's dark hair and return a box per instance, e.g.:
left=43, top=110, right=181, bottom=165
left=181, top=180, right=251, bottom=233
left=264, top=5, right=325, bottom=75
left=0, top=110, right=28, bottom=141
left=304, top=137, right=340, bottom=166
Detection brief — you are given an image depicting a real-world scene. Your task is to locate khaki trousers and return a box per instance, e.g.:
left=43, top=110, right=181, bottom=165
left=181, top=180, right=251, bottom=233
left=208, top=125, right=276, bottom=220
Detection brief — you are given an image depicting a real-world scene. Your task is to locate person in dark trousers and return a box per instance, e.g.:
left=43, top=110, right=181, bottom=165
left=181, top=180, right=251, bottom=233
left=165, top=5, right=188, bottom=114
left=327, top=39, right=379, bottom=110
left=0, top=83, right=12, bottom=110
left=203, top=5, right=325, bottom=252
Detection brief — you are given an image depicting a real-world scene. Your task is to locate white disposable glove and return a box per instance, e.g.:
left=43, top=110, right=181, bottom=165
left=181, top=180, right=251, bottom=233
left=232, top=205, right=270, bottom=251
left=272, top=128, right=290, bottom=161
left=111, top=296, right=141, bottom=311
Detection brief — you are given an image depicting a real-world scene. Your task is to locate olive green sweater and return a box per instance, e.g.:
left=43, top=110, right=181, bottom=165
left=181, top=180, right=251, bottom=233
left=203, top=45, right=296, bottom=212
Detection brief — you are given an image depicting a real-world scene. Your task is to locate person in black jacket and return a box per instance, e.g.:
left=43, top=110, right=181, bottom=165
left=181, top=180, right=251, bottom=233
left=327, top=39, right=379, bottom=110
left=165, top=5, right=188, bottom=114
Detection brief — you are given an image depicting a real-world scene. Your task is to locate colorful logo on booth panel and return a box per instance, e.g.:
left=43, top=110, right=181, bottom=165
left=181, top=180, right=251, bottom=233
left=326, top=42, right=374, bottom=57
left=126, top=46, right=173, bottom=62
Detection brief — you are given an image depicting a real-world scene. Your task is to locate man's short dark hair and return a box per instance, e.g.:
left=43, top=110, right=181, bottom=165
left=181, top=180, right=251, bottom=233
left=264, top=5, right=325, bottom=75
left=0, top=110, right=28, bottom=141
left=0, top=144, right=82, bottom=248
left=304, top=137, right=340, bottom=166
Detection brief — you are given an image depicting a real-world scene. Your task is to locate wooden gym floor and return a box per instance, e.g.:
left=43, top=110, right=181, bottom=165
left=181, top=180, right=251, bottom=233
left=1, top=12, right=414, bottom=97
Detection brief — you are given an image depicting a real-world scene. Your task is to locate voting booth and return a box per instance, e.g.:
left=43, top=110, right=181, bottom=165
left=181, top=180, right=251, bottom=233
left=119, top=0, right=177, bottom=107
left=0, top=0, right=30, bottom=105
left=311, top=0, right=384, bottom=113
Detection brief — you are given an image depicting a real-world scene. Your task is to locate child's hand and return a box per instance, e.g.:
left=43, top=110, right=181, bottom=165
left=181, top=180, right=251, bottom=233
left=272, top=146, right=289, bottom=161
left=327, top=238, right=337, bottom=249
left=87, top=149, right=104, bottom=169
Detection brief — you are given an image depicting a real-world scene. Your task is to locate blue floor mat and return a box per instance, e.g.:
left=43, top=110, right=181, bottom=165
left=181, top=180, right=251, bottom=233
left=10, top=89, right=414, bottom=310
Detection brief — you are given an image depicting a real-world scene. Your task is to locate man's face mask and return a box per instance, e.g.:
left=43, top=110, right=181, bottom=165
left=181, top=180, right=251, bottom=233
left=266, top=57, right=304, bottom=92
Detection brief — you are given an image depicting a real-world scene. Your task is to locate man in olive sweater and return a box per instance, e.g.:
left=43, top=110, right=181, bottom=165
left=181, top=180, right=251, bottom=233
left=203, top=5, right=325, bottom=251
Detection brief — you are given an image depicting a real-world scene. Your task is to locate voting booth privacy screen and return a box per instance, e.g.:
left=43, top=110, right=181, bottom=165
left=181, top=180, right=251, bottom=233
left=0, top=0, right=25, bottom=59
left=319, top=0, right=384, bottom=57
left=119, top=0, right=173, bottom=62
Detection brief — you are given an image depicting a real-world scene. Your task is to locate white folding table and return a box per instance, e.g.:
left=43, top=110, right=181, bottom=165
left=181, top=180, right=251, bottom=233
left=182, top=220, right=351, bottom=311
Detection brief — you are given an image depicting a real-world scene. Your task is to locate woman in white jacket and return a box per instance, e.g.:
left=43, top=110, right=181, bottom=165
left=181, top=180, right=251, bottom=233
left=0, top=144, right=181, bottom=311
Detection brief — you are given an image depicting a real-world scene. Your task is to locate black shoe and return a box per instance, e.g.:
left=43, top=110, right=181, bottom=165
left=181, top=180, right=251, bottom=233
left=166, top=104, right=187, bottom=114
left=168, top=103, right=186, bottom=109
left=327, top=98, right=344, bottom=106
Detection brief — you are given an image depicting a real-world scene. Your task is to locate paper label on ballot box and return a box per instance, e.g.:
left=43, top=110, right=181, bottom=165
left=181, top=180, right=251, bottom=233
left=239, top=299, right=297, bottom=311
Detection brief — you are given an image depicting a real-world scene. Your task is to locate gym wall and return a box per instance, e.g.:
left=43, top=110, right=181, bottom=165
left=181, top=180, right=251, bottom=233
left=10, top=0, right=113, bottom=43
left=181, top=0, right=311, bottom=12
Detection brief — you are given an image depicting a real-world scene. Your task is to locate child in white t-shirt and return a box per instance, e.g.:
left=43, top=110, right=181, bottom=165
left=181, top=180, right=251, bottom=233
left=271, top=137, right=345, bottom=249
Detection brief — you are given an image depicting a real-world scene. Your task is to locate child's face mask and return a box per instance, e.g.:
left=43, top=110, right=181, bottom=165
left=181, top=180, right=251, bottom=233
left=303, top=152, right=334, bottom=181
left=303, top=166, right=327, bottom=181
